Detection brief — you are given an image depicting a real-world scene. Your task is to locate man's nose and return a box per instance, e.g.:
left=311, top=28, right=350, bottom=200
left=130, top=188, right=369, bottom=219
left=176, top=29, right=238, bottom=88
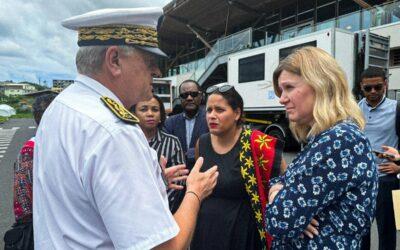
left=186, top=94, right=194, bottom=101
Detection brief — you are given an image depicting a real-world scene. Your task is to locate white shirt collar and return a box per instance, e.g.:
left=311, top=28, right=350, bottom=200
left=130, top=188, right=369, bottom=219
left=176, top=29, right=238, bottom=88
left=75, top=74, right=123, bottom=105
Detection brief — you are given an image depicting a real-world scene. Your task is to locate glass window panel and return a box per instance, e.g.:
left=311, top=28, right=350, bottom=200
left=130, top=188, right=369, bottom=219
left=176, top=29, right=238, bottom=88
left=369, top=7, right=386, bottom=27
left=388, top=2, right=400, bottom=23
left=281, top=17, right=296, bottom=28
left=266, top=23, right=280, bottom=44
left=317, top=0, right=335, bottom=7
left=281, top=27, right=297, bottom=41
left=298, top=24, right=313, bottom=36
left=266, top=32, right=280, bottom=44
left=281, top=4, right=296, bottom=18
left=317, top=3, right=336, bottom=22
left=362, top=9, right=372, bottom=29
left=337, top=11, right=360, bottom=32
left=316, top=19, right=335, bottom=31
left=390, top=48, right=400, bottom=67
left=298, top=10, right=314, bottom=22
left=298, top=0, right=315, bottom=13
left=339, top=0, right=360, bottom=15
left=265, top=12, right=280, bottom=23
left=238, top=54, right=265, bottom=83
left=279, top=41, right=317, bottom=61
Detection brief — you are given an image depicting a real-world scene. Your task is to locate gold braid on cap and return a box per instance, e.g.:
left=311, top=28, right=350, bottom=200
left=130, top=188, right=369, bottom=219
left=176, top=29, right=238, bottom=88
left=78, top=24, right=158, bottom=47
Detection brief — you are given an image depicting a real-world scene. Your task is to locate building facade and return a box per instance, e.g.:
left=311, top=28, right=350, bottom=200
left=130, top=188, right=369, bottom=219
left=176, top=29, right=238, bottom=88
left=160, top=0, right=400, bottom=98
left=52, top=79, right=74, bottom=92
left=0, top=82, right=36, bottom=96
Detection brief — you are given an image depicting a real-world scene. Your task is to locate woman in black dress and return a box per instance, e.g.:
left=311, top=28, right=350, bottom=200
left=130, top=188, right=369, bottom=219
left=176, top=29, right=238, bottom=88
left=192, top=85, right=285, bottom=250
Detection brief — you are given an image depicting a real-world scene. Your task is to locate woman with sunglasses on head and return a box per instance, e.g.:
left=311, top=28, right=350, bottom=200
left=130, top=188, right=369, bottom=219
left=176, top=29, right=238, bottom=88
left=191, top=85, right=285, bottom=250
left=265, top=47, right=378, bottom=249
left=131, top=94, right=188, bottom=213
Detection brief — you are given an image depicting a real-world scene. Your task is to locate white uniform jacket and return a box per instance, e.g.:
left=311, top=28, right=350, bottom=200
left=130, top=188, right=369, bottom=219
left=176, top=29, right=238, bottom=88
left=33, top=74, right=179, bottom=250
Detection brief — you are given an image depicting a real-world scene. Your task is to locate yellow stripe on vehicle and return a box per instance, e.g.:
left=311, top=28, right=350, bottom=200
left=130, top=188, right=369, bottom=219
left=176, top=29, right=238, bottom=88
left=244, top=118, right=272, bottom=125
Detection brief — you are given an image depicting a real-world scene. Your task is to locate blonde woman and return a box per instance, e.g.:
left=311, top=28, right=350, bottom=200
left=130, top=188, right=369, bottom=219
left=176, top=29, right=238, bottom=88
left=266, top=47, right=378, bottom=249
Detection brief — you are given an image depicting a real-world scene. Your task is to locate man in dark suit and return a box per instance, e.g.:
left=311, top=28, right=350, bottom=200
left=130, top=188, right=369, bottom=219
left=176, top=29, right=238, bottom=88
left=164, top=80, right=209, bottom=170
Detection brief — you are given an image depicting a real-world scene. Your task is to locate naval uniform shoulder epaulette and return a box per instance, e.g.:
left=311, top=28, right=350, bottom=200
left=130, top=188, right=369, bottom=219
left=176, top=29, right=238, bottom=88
left=101, top=96, right=140, bottom=125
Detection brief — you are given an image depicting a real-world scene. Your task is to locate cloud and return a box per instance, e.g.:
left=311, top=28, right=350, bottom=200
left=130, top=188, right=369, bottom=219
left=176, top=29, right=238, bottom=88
left=0, top=0, right=171, bottom=85
left=0, top=40, right=25, bottom=58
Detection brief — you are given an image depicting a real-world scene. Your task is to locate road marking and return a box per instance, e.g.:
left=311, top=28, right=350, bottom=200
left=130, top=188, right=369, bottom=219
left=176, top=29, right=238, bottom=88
left=29, top=126, right=36, bottom=129
left=0, top=128, right=18, bottom=161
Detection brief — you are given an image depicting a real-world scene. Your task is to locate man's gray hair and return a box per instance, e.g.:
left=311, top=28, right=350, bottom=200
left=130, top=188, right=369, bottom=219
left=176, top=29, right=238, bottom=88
left=76, top=46, right=137, bottom=75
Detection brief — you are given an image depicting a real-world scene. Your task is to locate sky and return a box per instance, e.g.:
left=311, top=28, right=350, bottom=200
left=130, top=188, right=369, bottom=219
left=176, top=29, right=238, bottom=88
left=0, top=0, right=171, bottom=87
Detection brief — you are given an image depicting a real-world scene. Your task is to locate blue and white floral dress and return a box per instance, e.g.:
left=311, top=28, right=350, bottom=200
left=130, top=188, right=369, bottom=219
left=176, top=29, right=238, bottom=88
left=265, top=121, right=378, bottom=249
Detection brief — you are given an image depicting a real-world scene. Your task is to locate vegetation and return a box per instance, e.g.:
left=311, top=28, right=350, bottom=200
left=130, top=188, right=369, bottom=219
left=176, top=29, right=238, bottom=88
left=10, top=112, right=33, bottom=119
left=0, top=82, right=48, bottom=122
left=0, top=95, right=35, bottom=122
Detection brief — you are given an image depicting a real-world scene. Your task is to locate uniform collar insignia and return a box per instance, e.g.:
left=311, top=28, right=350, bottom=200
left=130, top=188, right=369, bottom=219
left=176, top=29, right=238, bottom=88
left=101, top=96, right=140, bottom=124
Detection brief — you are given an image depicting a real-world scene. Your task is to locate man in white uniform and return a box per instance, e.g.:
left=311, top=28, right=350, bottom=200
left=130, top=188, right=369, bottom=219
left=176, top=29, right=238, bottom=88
left=33, top=7, right=218, bottom=250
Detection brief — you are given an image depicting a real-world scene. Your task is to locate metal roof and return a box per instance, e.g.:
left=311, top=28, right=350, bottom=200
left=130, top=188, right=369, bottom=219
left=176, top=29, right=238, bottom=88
left=159, top=0, right=294, bottom=54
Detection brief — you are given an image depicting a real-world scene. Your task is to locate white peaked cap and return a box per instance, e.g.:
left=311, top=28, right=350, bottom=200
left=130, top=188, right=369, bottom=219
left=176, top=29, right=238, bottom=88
left=62, top=7, right=167, bottom=57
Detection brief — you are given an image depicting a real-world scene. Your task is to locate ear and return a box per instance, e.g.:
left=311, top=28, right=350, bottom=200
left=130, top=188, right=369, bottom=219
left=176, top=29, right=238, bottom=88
left=104, top=46, right=122, bottom=77
left=234, top=108, right=241, bottom=122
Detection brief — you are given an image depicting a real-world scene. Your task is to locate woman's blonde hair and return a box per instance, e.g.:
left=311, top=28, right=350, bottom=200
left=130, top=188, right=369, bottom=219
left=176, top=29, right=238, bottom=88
left=272, top=46, right=365, bottom=142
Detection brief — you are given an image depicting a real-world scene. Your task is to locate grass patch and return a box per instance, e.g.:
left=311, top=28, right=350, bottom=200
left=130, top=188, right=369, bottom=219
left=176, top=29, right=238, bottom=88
left=11, top=113, right=33, bottom=119
left=0, top=116, right=8, bottom=123
left=0, top=112, right=32, bottom=123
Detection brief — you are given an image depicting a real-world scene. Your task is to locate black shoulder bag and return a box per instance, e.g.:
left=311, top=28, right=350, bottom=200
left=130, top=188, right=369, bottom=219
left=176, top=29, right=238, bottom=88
left=3, top=219, right=34, bottom=250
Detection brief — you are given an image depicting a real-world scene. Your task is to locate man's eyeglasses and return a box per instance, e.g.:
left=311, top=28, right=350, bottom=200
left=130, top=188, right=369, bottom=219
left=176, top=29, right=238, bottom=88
left=206, top=85, right=234, bottom=94
left=362, top=83, right=384, bottom=92
left=179, top=91, right=201, bottom=99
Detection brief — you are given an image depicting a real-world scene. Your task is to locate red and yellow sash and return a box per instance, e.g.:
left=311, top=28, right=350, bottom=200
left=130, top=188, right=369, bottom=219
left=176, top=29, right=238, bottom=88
left=239, top=129, right=284, bottom=250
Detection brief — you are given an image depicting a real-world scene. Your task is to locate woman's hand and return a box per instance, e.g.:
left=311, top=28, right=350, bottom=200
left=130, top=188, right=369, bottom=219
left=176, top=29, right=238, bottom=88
left=268, top=182, right=320, bottom=239
left=268, top=183, right=283, bottom=204
left=301, top=218, right=319, bottom=239
left=160, top=156, right=189, bottom=190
